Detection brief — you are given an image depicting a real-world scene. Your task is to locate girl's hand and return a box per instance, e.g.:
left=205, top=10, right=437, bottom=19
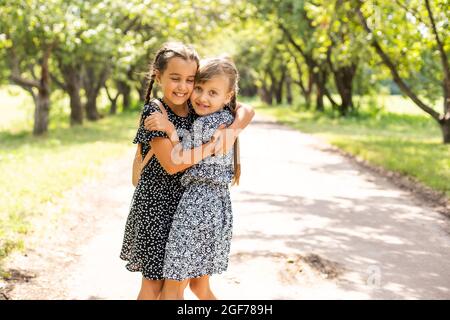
left=144, top=111, right=176, bottom=136
left=211, top=124, right=236, bottom=155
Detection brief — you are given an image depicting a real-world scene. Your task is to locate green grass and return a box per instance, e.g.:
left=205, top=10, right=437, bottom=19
left=0, top=86, right=141, bottom=263
left=254, top=97, right=450, bottom=198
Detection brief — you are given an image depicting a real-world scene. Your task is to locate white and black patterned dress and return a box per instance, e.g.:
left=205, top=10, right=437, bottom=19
left=163, top=108, right=235, bottom=281
left=120, top=98, right=195, bottom=280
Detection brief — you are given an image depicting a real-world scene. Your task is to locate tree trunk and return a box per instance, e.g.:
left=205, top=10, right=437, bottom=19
left=286, top=75, right=293, bottom=105
left=109, top=99, right=118, bottom=115
left=123, top=91, right=130, bottom=110
left=118, top=80, right=131, bottom=110
left=33, top=87, right=50, bottom=135
left=275, top=85, right=283, bottom=104
left=305, top=74, right=313, bottom=109
left=441, top=118, right=450, bottom=143
left=105, top=84, right=121, bottom=115
left=441, top=92, right=450, bottom=143
left=83, top=66, right=109, bottom=121
left=315, top=83, right=324, bottom=112
left=67, top=84, right=83, bottom=125
left=268, top=70, right=277, bottom=105
left=314, top=71, right=326, bottom=112
left=63, top=66, right=83, bottom=125
left=33, top=47, right=52, bottom=135
left=9, top=44, right=54, bottom=135
left=53, top=59, right=84, bottom=125
left=259, top=85, right=273, bottom=105
left=275, top=67, right=286, bottom=104
left=85, top=91, right=100, bottom=120
left=334, top=65, right=356, bottom=116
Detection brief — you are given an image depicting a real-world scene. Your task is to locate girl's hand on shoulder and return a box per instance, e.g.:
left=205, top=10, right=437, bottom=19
left=211, top=124, right=236, bottom=155
left=144, top=111, right=175, bottom=136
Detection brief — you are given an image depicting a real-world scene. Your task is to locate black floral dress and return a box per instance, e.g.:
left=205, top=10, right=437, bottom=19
left=163, top=109, right=235, bottom=281
left=119, top=98, right=195, bottom=280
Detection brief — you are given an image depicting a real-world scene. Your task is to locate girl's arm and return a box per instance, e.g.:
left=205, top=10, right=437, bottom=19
left=213, top=102, right=254, bottom=155
left=145, top=102, right=255, bottom=155
left=150, top=137, right=217, bottom=175
left=228, top=102, right=255, bottom=139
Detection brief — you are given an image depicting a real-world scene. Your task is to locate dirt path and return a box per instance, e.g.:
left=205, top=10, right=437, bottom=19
left=2, top=113, right=450, bottom=300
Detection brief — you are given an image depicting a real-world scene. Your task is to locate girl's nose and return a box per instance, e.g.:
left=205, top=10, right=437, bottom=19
left=178, top=81, right=188, bottom=92
left=199, top=93, right=208, bottom=103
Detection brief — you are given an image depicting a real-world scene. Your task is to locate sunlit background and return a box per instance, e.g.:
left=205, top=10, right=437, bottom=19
left=0, top=0, right=449, bottom=299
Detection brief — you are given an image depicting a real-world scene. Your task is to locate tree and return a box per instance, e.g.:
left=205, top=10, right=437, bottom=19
left=0, top=0, right=64, bottom=135
left=354, top=0, right=450, bottom=143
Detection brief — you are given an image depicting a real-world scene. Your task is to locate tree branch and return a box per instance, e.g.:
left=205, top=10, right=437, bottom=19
left=324, top=87, right=339, bottom=108
left=50, top=74, right=67, bottom=91
left=424, top=0, right=450, bottom=85
left=284, top=43, right=307, bottom=95
left=356, top=3, right=441, bottom=120
left=394, top=0, right=427, bottom=25
left=104, top=83, right=120, bottom=101
left=8, top=46, right=41, bottom=89
left=10, top=74, right=41, bottom=89
left=279, top=22, right=306, bottom=58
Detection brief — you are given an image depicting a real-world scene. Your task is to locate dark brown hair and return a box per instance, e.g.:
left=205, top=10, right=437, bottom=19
left=196, top=57, right=241, bottom=186
left=144, top=42, right=200, bottom=105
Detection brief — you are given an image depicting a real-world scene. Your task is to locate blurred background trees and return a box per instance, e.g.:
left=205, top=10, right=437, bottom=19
left=0, top=0, right=448, bottom=142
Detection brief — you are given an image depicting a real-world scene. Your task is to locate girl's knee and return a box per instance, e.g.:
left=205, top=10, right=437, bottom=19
left=142, top=278, right=164, bottom=293
left=189, top=277, right=208, bottom=293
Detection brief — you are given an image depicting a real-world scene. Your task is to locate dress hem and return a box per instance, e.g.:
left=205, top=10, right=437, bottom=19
left=162, top=268, right=228, bottom=282
left=120, top=254, right=165, bottom=281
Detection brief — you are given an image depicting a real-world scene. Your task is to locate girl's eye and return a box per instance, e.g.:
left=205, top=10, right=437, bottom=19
left=171, top=78, right=180, bottom=81
left=187, top=79, right=194, bottom=83
left=194, top=87, right=202, bottom=92
left=209, top=91, right=217, bottom=96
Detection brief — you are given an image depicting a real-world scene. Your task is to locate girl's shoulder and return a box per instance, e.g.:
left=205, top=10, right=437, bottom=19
left=203, top=108, right=233, bottom=123
left=215, top=108, right=234, bottom=125
left=142, top=98, right=164, bottom=117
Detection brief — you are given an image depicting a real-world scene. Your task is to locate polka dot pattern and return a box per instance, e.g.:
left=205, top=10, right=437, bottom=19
left=119, top=98, right=195, bottom=280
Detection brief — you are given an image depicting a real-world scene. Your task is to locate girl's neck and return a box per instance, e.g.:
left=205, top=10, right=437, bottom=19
left=162, top=97, right=189, bottom=117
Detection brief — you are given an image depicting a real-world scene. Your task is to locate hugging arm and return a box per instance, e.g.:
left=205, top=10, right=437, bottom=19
left=149, top=137, right=216, bottom=175
left=213, top=102, right=254, bottom=155
left=228, top=102, right=255, bottom=137
left=145, top=102, right=255, bottom=155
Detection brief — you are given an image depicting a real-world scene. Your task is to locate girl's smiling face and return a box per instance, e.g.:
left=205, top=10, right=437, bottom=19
left=190, top=74, right=233, bottom=116
left=156, top=57, right=197, bottom=107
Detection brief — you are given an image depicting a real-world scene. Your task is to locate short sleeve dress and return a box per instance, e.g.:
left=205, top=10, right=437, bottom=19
left=162, top=108, right=235, bottom=281
left=119, top=98, right=195, bottom=280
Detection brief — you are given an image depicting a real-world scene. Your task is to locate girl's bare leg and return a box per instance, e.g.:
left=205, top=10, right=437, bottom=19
left=189, top=275, right=217, bottom=300
left=160, top=279, right=189, bottom=300
left=137, top=277, right=164, bottom=300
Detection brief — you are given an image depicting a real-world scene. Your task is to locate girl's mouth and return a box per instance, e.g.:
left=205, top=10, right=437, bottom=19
left=196, top=102, right=209, bottom=109
left=173, top=92, right=187, bottom=98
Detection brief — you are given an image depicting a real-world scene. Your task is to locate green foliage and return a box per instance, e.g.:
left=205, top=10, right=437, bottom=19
left=356, top=0, right=449, bottom=106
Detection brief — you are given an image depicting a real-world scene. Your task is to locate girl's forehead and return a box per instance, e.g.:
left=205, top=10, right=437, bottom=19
left=165, top=57, right=197, bottom=76
left=196, top=74, right=230, bottom=88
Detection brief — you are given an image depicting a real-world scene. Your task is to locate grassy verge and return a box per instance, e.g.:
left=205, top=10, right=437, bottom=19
left=0, top=86, right=141, bottom=266
left=253, top=98, right=450, bottom=198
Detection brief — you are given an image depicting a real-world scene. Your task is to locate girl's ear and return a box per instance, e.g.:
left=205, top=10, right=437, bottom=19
left=225, top=91, right=234, bottom=104
left=155, top=70, right=161, bottom=84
